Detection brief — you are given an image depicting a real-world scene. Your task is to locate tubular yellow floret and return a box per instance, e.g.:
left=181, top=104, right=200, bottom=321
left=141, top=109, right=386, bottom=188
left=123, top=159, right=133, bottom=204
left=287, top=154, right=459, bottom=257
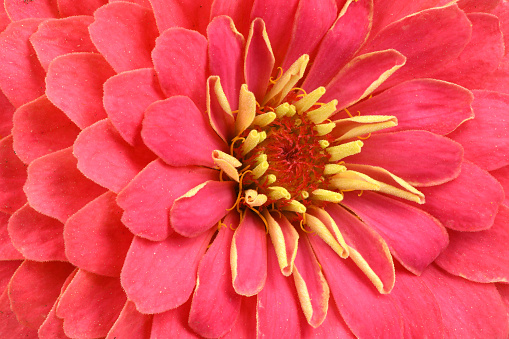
left=252, top=160, right=269, bottom=179
left=241, top=130, right=263, bottom=156
left=286, top=104, right=297, bottom=117
left=254, top=153, right=267, bottom=165
left=244, top=189, right=268, bottom=207
left=268, top=186, right=291, bottom=200
left=282, top=200, right=307, bottom=213
left=306, top=100, right=338, bottom=124
left=275, top=102, right=291, bottom=118
left=311, top=189, right=344, bottom=203
left=212, top=150, right=242, bottom=167
left=252, top=112, right=276, bottom=127
left=301, top=191, right=309, bottom=199
left=324, top=164, right=347, bottom=175
left=314, top=122, right=336, bottom=136
left=294, top=86, right=326, bottom=113
left=326, top=140, right=363, bottom=162
left=318, top=140, right=330, bottom=149
left=264, top=174, right=277, bottom=185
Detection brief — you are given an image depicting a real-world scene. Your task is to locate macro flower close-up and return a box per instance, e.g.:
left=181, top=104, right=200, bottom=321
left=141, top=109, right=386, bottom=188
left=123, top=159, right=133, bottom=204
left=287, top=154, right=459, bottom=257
left=1, top=0, right=509, bottom=337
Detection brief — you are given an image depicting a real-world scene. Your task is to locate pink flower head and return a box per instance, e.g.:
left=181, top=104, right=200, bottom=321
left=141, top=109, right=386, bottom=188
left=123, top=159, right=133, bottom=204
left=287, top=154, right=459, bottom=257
left=0, top=0, right=509, bottom=338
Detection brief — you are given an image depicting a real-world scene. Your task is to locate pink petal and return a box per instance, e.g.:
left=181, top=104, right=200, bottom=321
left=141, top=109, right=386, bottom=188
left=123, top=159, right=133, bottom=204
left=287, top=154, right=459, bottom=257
left=250, top=0, right=299, bottom=67
left=8, top=261, right=74, bottom=328
left=435, top=205, right=509, bottom=283
left=0, top=90, right=15, bottom=138
left=326, top=204, right=395, bottom=293
left=346, top=131, right=463, bottom=187
left=206, top=76, right=235, bottom=141
left=12, top=95, right=80, bottom=164
left=210, top=0, right=254, bottom=38
left=189, top=213, right=242, bottom=338
left=29, top=16, right=98, bottom=71
left=309, top=233, right=404, bottom=338
left=0, top=211, right=23, bottom=260
left=104, top=68, right=165, bottom=146
left=45, top=52, right=115, bottom=129
left=0, top=5, right=11, bottom=33
left=390, top=268, right=445, bottom=338
left=244, top=18, right=275, bottom=102
left=151, top=299, right=199, bottom=339
left=171, top=180, right=236, bottom=237
left=149, top=0, right=213, bottom=35
left=106, top=301, right=153, bottom=339
left=0, top=288, right=38, bottom=338
left=0, top=261, right=22, bottom=292
left=293, top=233, right=329, bottom=327
left=118, top=160, right=217, bottom=241
left=57, top=269, right=127, bottom=338
left=257, top=244, right=301, bottom=337
left=492, top=1, right=509, bottom=51
left=74, top=119, right=156, bottom=193
left=4, top=0, right=58, bottom=21
left=0, top=19, right=46, bottom=108
left=448, top=90, right=509, bottom=171
left=57, top=0, right=108, bottom=16
left=24, top=147, right=107, bottom=223
left=498, top=283, right=509, bottom=313
left=231, top=209, right=268, bottom=296
left=266, top=211, right=299, bottom=276
left=121, top=230, right=213, bottom=314
left=419, top=161, right=504, bottom=232
left=322, top=49, right=406, bottom=110
left=207, top=15, right=245, bottom=111
left=89, top=2, right=158, bottom=73
left=421, top=265, right=509, bottom=338
left=342, top=192, right=449, bottom=274
left=65, top=191, right=133, bottom=277
left=300, top=299, right=355, bottom=338
left=303, top=0, right=373, bottom=91
left=490, top=165, right=509, bottom=206
left=110, top=0, right=151, bottom=7
left=142, top=96, right=228, bottom=168
left=348, top=79, right=474, bottom=135
left=152, top=28, right=207, bottom=110
left=458, top=0, right=501, bottom=12
left=433, top=13, right=504, bottom=89
left=8, top=204, right=66, bottom=261
left=0, top=136, right=27, bottom=214
left=362, top=5, right=472, bottom=90
left=281, top=0, right=337, bottom=70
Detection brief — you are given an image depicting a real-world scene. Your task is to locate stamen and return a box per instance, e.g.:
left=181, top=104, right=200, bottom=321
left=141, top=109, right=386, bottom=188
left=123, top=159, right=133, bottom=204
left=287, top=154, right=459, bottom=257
left=248, top=206, right=270, bottom=234
left=267, top=186, right=291, bottom=200
left=294, top=86, right=326, bottom=113
left=230, top=136, right=245, bottom=156
left=326, top=140, right=363, bottom=162
left=306, top=100, right=338, bottom=124
left=314, top=122, right=336, bottom=136
left=252, top=112, right=277, bottom=127
left=357, top=133, right=371, bottom=140
left=311, top=189, right=344, bottom=203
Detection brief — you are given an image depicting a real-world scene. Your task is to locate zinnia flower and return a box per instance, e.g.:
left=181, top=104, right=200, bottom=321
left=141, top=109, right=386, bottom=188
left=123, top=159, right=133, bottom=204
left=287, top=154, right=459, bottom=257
left=0, top=0, right=509, bottom=338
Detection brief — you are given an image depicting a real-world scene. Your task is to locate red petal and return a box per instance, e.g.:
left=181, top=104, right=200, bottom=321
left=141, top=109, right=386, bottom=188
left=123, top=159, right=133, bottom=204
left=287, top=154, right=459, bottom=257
left=419, top=161, right=504, bottom=231
left=0, top=211, right=23, bottom=260
left=0, top=5, right=10, bottom=33
left=45, top=53, right=115, bottom=129
left=89, top=2, right=158, bottom=73
left=347, top=131, right=463, bottom=187
left=300, top=299, right=355, bottom=338
left=24, top=147, right=106, bottom=223
left=244, top=18, right=275, bottom=102
left=448, top=90, right=509, bottom=171
left=0, top=261, right=21, bottom=292
left=9, top=261, right=74, bottom=328
left=118, top=160, right=217, bottom=241
left=257, top=245, right=301, bottom=337
left=250, top=0, right=299, bottom=67
left=30, top=16, right=98, bottom=71
left=421, top=265, right=509, bottom=338
left=12, top=95, right=80, bottom=164
left=281, top=0, right=337, bottom=70
left=4, top=0, right=58, bottom=21
left=0, top=288, right=38, bottom=338
left=121, top=230, right=213, bottom=314
left=342, top=192, right=449, bottom=274
left=490, top=165, right=509, bottom=206
left=142, top=96, right=228, bottom=168
left=323, top=49, right=406, bottom=110
left=231, top=209, right=267, bottom=296
left=458, top=0, right=501, bottom=12
left=0, top=90, right=15, bottom=138
left=74, top=119, right=156, bottom=193
left=210, top=0, right=254, bottom=38
left=151, top=299, right=199, bottom=339
left=149, top=0, right=213, bottom=35
left=303, top=0, right=373, bottom=91
left=222, top=296, right=257, bottom=339
left=8, top=204, right=66, bottom=261
left=326, top=204, right=395, bottom=293
left=309, top=233, right=404, bottom=338
left=152, top=28, right=207, bottom=110
left=106, top=301, right=152, bottom=339
left=207, top=16, right=245, bottom=111
left=104, top=68, right=165, bottom=146
left=189, top=213, right=242, bottom=338
left=0, top=136, right=27, bottom=214
left=0, top=19, right=46, bottom=108
left=57, top=0, right=108, bottom=16
left=348, top=79, right=474, bottom=135
left=57, top=270, right=127, bottom=338
left=435, top=205, right=509, bottom=283
left=65, top=192, right=133, bottom=277
left=362, top=5, right=472, bottom=90
left=171, top=180, right=236, bottom=237
left=433, top=13, right=504, bottom=89
left=498, top=283, right=509, bottom=313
